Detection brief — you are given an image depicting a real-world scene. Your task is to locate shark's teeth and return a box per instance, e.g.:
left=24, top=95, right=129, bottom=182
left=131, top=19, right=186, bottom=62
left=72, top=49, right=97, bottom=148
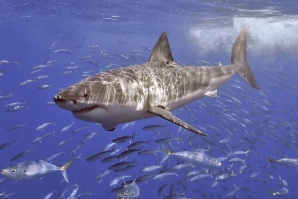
left=72, top=106, right=97, bottom=114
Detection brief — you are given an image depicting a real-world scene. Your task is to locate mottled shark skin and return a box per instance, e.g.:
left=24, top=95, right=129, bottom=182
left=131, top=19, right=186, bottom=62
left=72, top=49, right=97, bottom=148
left=54, top=27, right=259, bottom=136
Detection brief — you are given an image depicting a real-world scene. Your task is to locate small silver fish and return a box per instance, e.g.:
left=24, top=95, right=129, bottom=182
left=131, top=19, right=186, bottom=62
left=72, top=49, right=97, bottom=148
left=112, top=132, right=136, bottom=143
left=189, top=174, right=210, bottom=182
left=45, top=152, right=64, bottom=162
left=5, top=101, right=26, bottom=108
left=56, top=139, right=72, bottom=147
left=142, top=124, right=166, bottom=131
left=67, top=185, right=79, bottom=199
left=60, top=121, right=74, bottom=132
left=110, top=175, right=132, bottom=186
left=85, top=147, right=114, bottom=162
left=54, top=49, right=71, bottom=54
left=0, top=60, right=19, bottom=65
left=32, top=64, right=49, bottom=70
left=142, top=165, right=161, bottom=172
left=250, top=171, right=260, bottom=178
left=226, top=185, right=239, bottom=198
left=153, top=172, right=177, bottom=180
left=20, top=79, right=36, bottom=86
left=56, top=183, right=78, bottom=199
left=30, top=69, right=43, bottom=74
left=64, top=65, right=78, bottom=70
left=0, top=92, right=14, bottom=100
left=61, top=70, right=77, bottom=75
left=1, top=160, right=73, bottom=182
left=116, top=181, right=140, bottom=199
left=121, top=122, right=135, bottom=130
left=6, top=123, right=26, bottom=131
left=34, top=75, right=49, bottom=80
left=48, top=41, right=59, bottom=50
left=10, top=148, right=35, bottom=161
left=33, top=131, right=55, bottom=143
left=38, top=84, right=53, bottom=89
left=72, top=126, right=89, bottom=134
left=6, top=105, right=29, bottom=112
left=43, top=189, right=55, bottom=199
left=0, top=140, right=17, bottom=151
left=266, top=156, right=298, bottom=168
left=36, top=121, right=56, bottom=131
left=162, top=145, right=221, bottom=167
left=270, top=188, right=288, bottom=197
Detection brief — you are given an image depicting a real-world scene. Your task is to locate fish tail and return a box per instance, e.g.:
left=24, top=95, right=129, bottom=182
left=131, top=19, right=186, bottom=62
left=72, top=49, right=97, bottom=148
left=178, top=135, right=184, bottom=144
left=60, top=160, right=74, bottom=182
left=132, top=132, right=136, bottom=139
left=161, top=145, right=171, bottom=155
left=265, top=156, right=275, bottom=163
left=270, top=190, right=274, bottom=197
left=245, top=150, right=250, bottom=156
left=161, top=145, right=171, bottom=165
left=231, top=27, right=259, bottom=89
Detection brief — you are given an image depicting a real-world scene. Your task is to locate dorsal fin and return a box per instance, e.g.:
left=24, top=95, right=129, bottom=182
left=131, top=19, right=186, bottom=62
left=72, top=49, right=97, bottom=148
left=148, top=32, right=174, bottom=63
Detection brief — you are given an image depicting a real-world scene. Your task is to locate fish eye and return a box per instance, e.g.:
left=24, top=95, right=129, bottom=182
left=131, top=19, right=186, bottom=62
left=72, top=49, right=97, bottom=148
left=23, top=169, right=26, bottom=173
left=124, top=193, right=127, bottom=197
left=11, top=169, right=15, bottom=174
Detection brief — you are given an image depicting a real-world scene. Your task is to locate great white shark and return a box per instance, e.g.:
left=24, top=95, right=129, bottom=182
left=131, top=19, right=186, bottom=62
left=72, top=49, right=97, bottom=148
left=54, top=27, right=259, bottom=136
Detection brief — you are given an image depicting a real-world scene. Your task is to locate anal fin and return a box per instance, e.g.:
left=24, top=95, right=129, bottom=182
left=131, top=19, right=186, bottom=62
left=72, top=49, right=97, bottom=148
left=147, top=106, right=206, bottom=136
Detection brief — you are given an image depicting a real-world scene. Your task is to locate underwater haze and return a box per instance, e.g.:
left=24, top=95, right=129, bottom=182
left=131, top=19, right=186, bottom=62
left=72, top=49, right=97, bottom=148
left=1, top=0, right=298, bottom=198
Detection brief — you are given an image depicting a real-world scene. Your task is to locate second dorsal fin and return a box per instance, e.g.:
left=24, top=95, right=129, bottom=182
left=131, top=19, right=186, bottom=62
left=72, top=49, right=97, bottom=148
left=148, top=32, right=174, bottom=64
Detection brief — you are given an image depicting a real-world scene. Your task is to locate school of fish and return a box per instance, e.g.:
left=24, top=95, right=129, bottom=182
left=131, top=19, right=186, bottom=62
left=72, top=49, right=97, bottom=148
left=0, top=4, right=297, bottom=199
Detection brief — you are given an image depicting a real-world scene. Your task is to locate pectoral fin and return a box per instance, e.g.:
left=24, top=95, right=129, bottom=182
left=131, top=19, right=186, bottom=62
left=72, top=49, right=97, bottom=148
left=147, top=106, right=206, bottom=136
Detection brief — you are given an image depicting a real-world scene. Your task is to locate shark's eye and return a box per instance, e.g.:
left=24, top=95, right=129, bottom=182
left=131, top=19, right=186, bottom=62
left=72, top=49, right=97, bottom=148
left=11, top=169, right=15, bottom=174
left=23, top=169, right=26, bottom=173
left=124, top=193, right=127, bottom=197
left=83, top=93, right=88, bottom=98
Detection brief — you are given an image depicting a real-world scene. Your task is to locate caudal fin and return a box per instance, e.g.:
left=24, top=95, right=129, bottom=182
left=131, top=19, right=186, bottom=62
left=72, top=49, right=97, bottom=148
left=231, top=27, right=259, bottom=89
left=270, top=190, right=275, bottom=197
left=60, top=160, right=74, bottom=182
left=161, top=145, right=171, bottom=155
left=265, top=156, right=275, bottom=163
left=161, top=145, right=171, bottom=165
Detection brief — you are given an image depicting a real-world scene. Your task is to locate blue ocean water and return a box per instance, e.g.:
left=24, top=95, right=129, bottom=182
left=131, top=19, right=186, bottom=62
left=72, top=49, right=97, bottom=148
left=0, top=0, right=298, bottom=198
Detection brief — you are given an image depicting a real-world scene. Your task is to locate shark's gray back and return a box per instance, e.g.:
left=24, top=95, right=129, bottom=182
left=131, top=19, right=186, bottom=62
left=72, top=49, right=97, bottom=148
left=71, top=61, right=237, bottom=111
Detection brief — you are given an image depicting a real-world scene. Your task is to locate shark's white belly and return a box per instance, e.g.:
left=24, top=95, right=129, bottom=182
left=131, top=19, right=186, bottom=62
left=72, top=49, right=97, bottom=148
left=72, top=102, right=153, bottom=130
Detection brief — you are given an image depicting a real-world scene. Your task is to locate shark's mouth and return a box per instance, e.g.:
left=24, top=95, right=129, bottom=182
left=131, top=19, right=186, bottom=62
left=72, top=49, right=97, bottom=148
left=72, top=106, right=98, bottom=114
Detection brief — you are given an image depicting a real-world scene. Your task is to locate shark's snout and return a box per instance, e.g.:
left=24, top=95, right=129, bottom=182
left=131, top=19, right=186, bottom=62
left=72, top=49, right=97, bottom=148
left=54, top=94, right=66, bottom=103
